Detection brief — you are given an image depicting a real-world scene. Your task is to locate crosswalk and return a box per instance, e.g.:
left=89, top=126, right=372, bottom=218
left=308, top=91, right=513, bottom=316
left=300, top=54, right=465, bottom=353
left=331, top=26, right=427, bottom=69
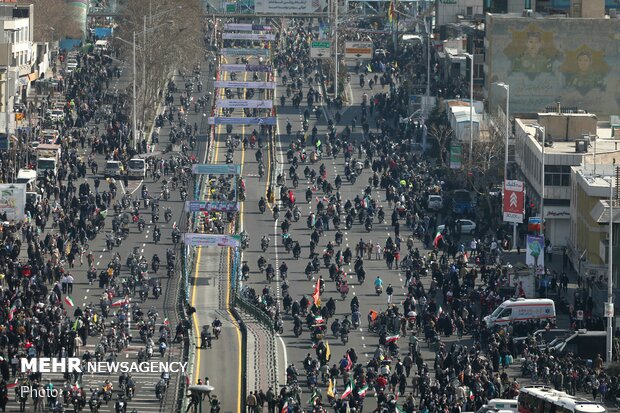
left=7, top=327, right=180, bottom=413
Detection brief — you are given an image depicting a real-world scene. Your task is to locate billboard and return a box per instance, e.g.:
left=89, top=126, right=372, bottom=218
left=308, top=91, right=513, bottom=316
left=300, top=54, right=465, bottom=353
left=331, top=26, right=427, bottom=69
left=223, top=24, right=273, bottom=31
left=526, top=235, right=545, bottom=274
left=449, top=143, right=462, bottom=169
left=254, top=0, right=325, bottom=14
left=344, top=41, right=373, bottom=60
left=485, top=15, right=620, bottom=116
left=0, top=184, right=26, bottom=220
left=503, top=180, right=525, bottom=223
left=215, top=99, right=273, bottom=109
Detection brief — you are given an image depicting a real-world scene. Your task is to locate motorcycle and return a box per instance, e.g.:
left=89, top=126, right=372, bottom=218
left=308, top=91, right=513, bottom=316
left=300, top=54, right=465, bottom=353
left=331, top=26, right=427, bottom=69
left=261, top=239, right=269, bottom=252
left=375, top=285, right=383, bottom=295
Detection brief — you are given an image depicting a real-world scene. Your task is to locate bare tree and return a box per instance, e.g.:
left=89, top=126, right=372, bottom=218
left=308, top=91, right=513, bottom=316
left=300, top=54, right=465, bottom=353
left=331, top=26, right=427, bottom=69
left=428, top=123, right=453, bottom=167
left=463, top=138, right=505, bottom=192
left=116, top=0, right=204, bottom=131
left=18, top=0, right=82, bottom=41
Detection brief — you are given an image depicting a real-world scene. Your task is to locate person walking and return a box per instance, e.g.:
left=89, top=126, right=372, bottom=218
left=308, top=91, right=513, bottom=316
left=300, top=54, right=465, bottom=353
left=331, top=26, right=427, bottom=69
left=246, top=391, right=257, bottom=413
left=386, top=284, right=394, bottom=304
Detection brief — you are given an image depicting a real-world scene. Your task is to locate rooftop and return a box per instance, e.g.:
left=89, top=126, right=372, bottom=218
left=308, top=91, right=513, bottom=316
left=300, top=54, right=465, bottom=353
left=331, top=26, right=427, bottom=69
left=521, top=120, right=617, bottom=155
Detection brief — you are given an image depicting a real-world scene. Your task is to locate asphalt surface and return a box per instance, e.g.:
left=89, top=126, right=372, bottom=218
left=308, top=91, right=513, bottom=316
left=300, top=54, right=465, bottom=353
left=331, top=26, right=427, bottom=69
left=190, top=54, right=243, bottom=413
left=5, top=57, right=201, bottom=412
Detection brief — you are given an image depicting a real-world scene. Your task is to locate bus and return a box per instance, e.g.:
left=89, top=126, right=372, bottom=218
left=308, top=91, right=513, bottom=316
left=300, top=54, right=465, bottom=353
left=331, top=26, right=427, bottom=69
left=518, top=386, right=606, bottom=413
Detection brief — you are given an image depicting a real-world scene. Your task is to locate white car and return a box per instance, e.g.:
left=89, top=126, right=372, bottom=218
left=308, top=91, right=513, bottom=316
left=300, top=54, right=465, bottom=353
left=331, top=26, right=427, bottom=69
left=437, top=219, right=477, bottom=235
left=427, top=194, right=443, bottom=211
left=48, top=109, right=64, bottom=122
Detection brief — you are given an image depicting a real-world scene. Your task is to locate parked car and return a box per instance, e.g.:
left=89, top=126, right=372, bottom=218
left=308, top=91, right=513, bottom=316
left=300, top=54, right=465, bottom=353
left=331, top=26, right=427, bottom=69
left=437, top=219, right=477, bottom=235
left=427, top=194, right=443, bottom=211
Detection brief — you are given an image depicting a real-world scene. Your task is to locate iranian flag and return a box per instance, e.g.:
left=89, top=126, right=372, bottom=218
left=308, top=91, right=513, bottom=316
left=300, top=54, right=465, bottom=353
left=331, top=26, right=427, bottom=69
left=281, top=401, right=291, bottom=413
left=437, top=306, right=444, bottom=316
left=307, top=388, right=320, bottom=405
left=314, top=315, right=324, bottom=324
left=164, top=318, right=170, bottom=326
left=395, top=405, right=406, bottom=413
left=341, top=378, right=354, bottom=399
left=112, top=297, right=131, bottom=307
left=357, top=384, right=369, bottom=397
left=463, top=251, right=469, bottom=262
left=6, top=378, right=18, bottom=389
left=385, top=334, right=400, bottom=344
left=433, top=231, right=443, bottom=248
left=7, top=303, right=17, bottom=321
left=312, top=277, right=321, bottom=306
left=64, top=295, right=75, bottom=307
left=344, top=353, right=353, bottom=371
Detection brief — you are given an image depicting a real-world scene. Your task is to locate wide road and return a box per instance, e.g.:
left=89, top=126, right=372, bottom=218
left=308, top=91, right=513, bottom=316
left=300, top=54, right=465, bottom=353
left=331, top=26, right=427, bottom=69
left=238, top=28, right=452, bottom=409
left=6, top=56, right=210, bottom=412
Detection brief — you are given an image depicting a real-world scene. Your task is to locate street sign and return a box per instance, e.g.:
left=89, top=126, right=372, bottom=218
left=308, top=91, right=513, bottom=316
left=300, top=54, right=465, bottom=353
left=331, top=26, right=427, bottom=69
left=221, top=48, right=269, bottom=57
left=185, top=201, right=240, bottom=213
left=255, top=0, right=325, bottom=14
left=225, top=3, right=236, bottom=12
left=207, top=117, right=277, bottom=126
left=503, top=179, right=525, bottom=223
left=223, top=24, right=273, bottom=31
left=192, top=164, right=241, bottom=175
left=183, top=234, right=240, bottom=247
left=605, top=302, right=614, bottom=318
left=310, top=41, right=330, bottom=59
left=344, top=41, right=373, bottom=60
left=449, top=143, right=462, bottom=170
left=576, top=310, right=584, bottom=320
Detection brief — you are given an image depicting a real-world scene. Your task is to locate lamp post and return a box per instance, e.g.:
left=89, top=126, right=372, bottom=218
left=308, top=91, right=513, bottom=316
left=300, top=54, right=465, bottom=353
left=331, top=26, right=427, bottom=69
left=464, top=53, right=474, bottom=173
left=49, top=27, right=55, bottom=67
left=607, top=169, right=615, bottom=366
left=534, top=125, right=546, bottom=235
left=333, top=0, right=339, bottom=99
left=4, top=29, right=17, bottom=148
left=499, top=83, right=516, bottom=248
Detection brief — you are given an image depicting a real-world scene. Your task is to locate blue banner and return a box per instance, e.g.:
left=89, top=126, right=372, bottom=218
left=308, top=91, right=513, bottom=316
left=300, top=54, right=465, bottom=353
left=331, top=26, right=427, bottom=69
left=221, top=48, right=269, bottom=57
left=192, top=164, right=241, bottom=175
left=207, top=117, right=276, bottom=125
left=185, top=201, right=240, bottom=212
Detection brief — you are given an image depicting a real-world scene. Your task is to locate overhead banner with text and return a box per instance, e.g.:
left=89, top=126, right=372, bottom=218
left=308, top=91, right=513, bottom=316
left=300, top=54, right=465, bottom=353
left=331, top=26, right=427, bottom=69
left=344, top=41, right=373, bottom=60
left=208, top=117, right=277, bottom=125
left=215, top=99, right=273, bottom=109
left=183, top=234, right=241, bottom=247
left=220, top=64, right=272, bottom=72
left=223, top=24, right=273, bottom=31
left=185, top=201, right=240, bottom=213
left=214, top=80, right=276, bottom=89
left=221, top=48, right=269, bottom=57
left=192, top=164, right=241, bottom=175
left=222, top=33, right=276, bottom=41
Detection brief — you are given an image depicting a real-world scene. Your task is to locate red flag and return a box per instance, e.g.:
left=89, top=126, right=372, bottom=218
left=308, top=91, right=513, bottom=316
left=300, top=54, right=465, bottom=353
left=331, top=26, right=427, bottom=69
left=345, top=353, right=353, bottom=371
left=312, top=278, right=321, bottom=306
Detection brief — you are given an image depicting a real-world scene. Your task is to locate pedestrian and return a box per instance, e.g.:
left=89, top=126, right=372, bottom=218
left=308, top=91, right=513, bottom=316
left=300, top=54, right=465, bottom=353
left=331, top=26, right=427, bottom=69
left=67, top=273, right=74, bottom=294
left=246, top=391, right=257, bottom=413
left=375, top=242, right=382, bottom=260
left=60, top=273, right=68, bottom=294
left=386, top=284, right=394, bottom=304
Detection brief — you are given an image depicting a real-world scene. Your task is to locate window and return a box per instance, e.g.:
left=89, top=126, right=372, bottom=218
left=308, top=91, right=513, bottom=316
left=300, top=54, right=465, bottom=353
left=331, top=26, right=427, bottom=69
left=467, top=6, right=473, bottom=16
left=500, top=308, right=512, bottom=318
left=545, top=165, right=571, bottom=187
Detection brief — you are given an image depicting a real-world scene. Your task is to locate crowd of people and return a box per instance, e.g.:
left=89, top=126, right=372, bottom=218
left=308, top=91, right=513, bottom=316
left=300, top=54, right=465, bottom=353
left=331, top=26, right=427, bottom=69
left=234, top=19, right=619, bottom=413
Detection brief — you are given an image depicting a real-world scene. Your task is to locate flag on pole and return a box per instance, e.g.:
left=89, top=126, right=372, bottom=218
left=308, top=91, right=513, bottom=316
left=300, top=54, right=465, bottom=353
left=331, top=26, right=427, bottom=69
left=357, top=384, right=369, bottom=397
left=281, top=401, right=290, bottom=413
left=111, top=297, right=131, bottom=307
left=8, top=303, right=17, bottom=321
left=312, top=277, right=321, bottom=306
left=433, top=231, right=444, bottom=248
left=314, top=315, right=325, bottom=324
left=6, top=378, right=18, bottom=389
left=64, top=295, right=75, bottom=307
left=463, top=251, right=469, bottom=262
left=388, top=0, right=395, bottom=23
left=437, top=306, right=444, bottom=316
left=385, top=334, right=400, bottom=344
left=341, top=378, right=354, bottom=399
left=345, top=353, right=353, bottom=371
left=72, top=318, right=79, bottom=331
left=307, top=388, right=320, bottom=405
left=326, top=378, right=335, bottom=398
left=164, top=318, right=170, bottom=326
left=395, top=405, right=406, bottom=413
left=325, top=340, right=331, bottom=361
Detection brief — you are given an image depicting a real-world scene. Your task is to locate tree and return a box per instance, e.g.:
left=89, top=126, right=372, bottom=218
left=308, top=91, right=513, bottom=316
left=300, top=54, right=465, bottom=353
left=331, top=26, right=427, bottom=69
left=463, top=138, right=505, bottom=193
left=428, top=123, right=453, bottom=167
left=18, top=0, right=82, bottom=41
left=116, top=0, right=203, bottom=132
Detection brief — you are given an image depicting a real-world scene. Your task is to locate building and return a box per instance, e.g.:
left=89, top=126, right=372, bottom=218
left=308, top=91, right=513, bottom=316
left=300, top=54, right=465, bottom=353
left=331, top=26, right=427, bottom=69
left=0, top=3, right=35, bottom=137
left=485, top=5, right=620, bottom=116
left=435, top=0, right=484, bottom=27
left=570, top=164, right=620, bottom=316
left=513, top=112, right=620, bottom=247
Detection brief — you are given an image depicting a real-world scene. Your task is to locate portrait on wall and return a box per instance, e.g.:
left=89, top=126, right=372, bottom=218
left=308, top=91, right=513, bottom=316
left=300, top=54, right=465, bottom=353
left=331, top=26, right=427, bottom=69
left=560, top=45, right=610, bottom=95
left=503, top=24, right=560, bottom=79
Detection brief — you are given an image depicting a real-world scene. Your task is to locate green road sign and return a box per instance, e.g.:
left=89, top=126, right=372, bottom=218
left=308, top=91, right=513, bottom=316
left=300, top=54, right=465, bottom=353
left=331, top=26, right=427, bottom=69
left=311, top=41, right=330, bottom=48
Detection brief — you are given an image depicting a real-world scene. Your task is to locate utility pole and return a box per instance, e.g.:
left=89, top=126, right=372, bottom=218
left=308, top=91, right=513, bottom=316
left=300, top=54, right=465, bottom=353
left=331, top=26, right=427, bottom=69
left=334, top=0, right=339, bottom=99
left=132, top=31, right=137, bottom=151
left=607, top=167, right=615, bottom=366
left=467, top=53, right=473, bottom=173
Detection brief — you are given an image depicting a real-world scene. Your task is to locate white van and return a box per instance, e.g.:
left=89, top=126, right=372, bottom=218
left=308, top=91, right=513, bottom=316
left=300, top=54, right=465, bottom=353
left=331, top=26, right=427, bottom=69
left=476, top=399, right=518, bottom=413
left=16, top=169, right=38, bottom=191
left=484, top=298, right=555, bottom=328
left=127, top=158, right=146, bottom=179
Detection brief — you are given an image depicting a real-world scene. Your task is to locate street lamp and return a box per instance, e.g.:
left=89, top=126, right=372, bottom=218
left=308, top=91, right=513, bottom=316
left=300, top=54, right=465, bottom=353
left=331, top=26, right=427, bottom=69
left=498, top=82, right=516, bottom=248
left=4, top=28, right=17, bottom=148
left=464, top=52, right=474, bottom=173
left=49, top=27, right=55, bottom=67
left=607, top=168, right=615, bottom=366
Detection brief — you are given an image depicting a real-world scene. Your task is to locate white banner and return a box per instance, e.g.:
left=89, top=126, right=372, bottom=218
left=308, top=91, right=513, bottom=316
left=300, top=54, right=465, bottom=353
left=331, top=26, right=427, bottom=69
left=255, top=0, right=325, bottom=14
left=214, top=81, right=276, bottom=89
left=223, top=24, right=273, bottom=31
left=344, top=41, right=374, bottom=60
left=221, top=48, right=269, bottom=57
left=216, top=99, right=273, bottom=109
left=220, top=64, right=272, bottom=72
left=0, top=184, right=26, bottom=220
left=222, top=33, right=276, bottom=41
left=183, top=234, right=240, bottom=247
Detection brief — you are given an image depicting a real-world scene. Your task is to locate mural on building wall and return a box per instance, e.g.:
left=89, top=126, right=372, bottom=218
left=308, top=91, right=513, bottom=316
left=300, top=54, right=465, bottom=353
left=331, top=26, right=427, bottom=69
left=504, top=24, right=559, bottom=78
left=486, top=16, right=620, bottom=116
